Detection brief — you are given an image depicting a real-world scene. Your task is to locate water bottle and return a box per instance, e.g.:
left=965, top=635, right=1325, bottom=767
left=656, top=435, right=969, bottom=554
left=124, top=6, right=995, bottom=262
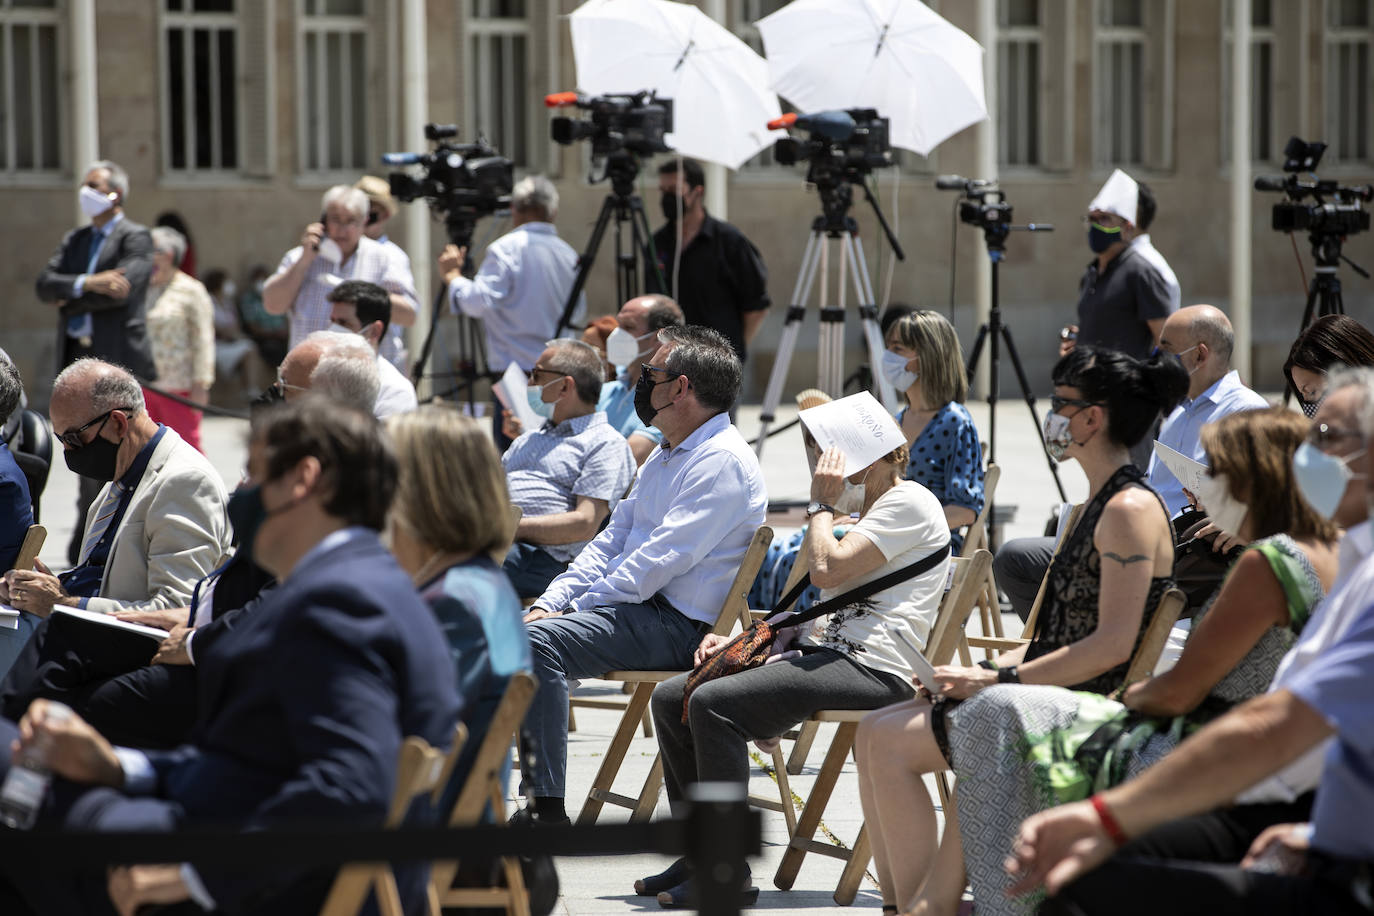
left=0, top=701, right=74, bottom=829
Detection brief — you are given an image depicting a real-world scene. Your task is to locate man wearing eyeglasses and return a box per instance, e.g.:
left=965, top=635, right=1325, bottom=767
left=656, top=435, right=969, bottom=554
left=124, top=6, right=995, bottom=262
left=0, top=359, right=230, bottom=675
left=518, top=325, right=767, bottom=825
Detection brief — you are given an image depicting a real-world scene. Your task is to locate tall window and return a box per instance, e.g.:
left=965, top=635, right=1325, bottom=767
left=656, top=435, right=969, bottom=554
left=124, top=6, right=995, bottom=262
left=299, top=0, right=369, bottom=173
left=1325, top=0, right=1372, bottom=163
left=1094, top=0, right=1146, bottom=165
left=0, top=0, right=62, bottom=175
left=998, top=0, right=1042, bottom=166
left=466, top=0, right=531, bottom=167
left=163, top=0, right=239, bottom=173
left=1221, top=0, right=1277, bottom=164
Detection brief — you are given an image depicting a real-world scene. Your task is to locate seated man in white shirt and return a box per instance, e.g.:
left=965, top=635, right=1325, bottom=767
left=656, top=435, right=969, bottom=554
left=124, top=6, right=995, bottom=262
left=326, top=279, right=417, bottom=418
left=520, top=326, right=768, bottom=824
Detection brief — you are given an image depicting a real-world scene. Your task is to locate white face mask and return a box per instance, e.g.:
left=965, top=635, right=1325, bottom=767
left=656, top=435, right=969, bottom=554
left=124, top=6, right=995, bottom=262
left=316, top=237, right=343, bottom=264
left=606, top=326, right=657, bottom=371
left=79, top=185, right=115, bottom=218
left=222, top=281, right=238, bottom=300
left=881, top=349, right=919, bottom=392
left=1042, top=411, right=1074, bottom=461
left=1195, top=472, right=1248, bottom=539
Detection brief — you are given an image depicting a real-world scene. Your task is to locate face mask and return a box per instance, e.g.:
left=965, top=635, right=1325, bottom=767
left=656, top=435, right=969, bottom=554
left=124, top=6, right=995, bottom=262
left=63, top=414, right=123, bottom=482
left=880, top=349, right=919, bottom=392
left=228, top=482, right=302, bottom=562
left=1293, top=441, right=1365, bottom=521
left=328, top=322, right=370, bottom=343
left=1042, top=411, right=1074, bottom=461
left=1195, top=472, right=1248, bottom=539
left=317, top=238, right=343, bottom=263
left=1170, top=344, right=1200, bottom=376
left=606, top=327, right=655, bottom=369
left=79, top=185, right=115, bottom=218
left=1087, top=223, right=1121, bottom=254
left=222, top=281, right=237, bottom=300
left=634, top=369, right=673, bottom=427
left=526, top=380, right=557, bottom=421
left=661, top=191, right=685, bottom=223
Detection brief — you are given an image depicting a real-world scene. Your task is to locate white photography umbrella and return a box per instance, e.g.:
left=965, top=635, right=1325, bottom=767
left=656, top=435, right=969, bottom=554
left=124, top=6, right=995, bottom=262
left=757, top=0, right=987, bottom=157
left=569, top=0, right=784, bottom=170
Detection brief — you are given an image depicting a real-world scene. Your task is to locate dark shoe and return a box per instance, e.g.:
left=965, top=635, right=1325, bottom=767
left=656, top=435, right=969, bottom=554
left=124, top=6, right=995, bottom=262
left=656, top=869, right=759, bottom=910
left=634, top=857, right=689, bottom=896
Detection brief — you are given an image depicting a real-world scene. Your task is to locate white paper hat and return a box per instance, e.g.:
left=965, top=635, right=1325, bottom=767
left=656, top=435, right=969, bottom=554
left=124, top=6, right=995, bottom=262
left=1088, top=168, right=1139, bottom=226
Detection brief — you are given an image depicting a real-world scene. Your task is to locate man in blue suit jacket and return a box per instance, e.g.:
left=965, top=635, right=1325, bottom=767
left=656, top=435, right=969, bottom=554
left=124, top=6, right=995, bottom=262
left=0, top=398, right=460, bottom=915
left=0, top=353, right=33, bottom=572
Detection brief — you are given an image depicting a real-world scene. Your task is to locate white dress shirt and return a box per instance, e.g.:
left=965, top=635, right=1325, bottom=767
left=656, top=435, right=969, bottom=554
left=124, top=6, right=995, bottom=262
left=373, top=351, right=417, bottom=418
left=536, top=412, right=767, bottom=624
left=446, top=222, right=584, bottom=372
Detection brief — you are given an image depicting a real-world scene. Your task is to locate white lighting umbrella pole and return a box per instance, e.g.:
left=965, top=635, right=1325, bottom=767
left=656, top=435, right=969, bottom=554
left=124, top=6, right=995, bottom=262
left=568, top=0, right=784, bottom=170
left=757, top=0, right=987, bottom=157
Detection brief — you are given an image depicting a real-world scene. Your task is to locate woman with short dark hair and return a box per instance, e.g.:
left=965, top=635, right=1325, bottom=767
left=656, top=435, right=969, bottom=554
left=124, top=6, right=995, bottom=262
left=1284, top=314, right=1374, bottom=416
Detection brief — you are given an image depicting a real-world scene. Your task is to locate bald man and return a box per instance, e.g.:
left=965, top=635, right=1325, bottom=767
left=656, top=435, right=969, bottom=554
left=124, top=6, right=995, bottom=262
left=272, top=331, right=380, bottom=417
left=1147, top=304, right=1270, bottom=518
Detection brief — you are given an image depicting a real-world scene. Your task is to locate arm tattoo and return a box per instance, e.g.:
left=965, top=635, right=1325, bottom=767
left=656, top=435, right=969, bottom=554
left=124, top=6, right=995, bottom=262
left=1102, top=551, right=1150, bottom=567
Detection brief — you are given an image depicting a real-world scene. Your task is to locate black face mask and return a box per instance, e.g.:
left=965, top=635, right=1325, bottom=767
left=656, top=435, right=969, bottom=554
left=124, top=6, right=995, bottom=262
left=661, top=191, right=685, bottom=223
left=63, top=419, right=123, bottom=482
left=634, top=369, right=672, bottom=427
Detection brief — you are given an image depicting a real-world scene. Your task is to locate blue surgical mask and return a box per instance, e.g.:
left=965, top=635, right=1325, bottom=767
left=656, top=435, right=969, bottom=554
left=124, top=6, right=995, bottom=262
left=881, top=349, right=918, bottom=392
left=1293, top=441, right=1365, bottom=521
left=526, top=380, right=557, bottom=421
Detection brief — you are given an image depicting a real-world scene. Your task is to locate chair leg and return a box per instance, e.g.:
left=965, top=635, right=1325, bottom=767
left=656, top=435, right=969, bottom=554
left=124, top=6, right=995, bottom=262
left=957, top=635, right=973, bottom=666
left=319, top=865, right=379, bottom=916
left=577, top=681, right=654, bottom=825
left=834, top=823, right=872, bottom=906
left=631, top=753, right=665, bottom=822
left=774, top=722, right=857, bottom=891
left=785, top=720, right=821, bottom=775
left=641, top=706, right=654, bottom=739
left=771, top=744, right=797, bottom=836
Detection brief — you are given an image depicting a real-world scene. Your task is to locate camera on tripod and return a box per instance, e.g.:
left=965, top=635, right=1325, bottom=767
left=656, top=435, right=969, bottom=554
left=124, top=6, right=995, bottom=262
left=769, top=108, right=894, bottom=186
left=1255, top=137, right=1372, bottom=236
left=546, top=90, right=674, bottom=159
left=382, top=123, right=513, bottom=246
left=938, top=175, right=1015, bottom=232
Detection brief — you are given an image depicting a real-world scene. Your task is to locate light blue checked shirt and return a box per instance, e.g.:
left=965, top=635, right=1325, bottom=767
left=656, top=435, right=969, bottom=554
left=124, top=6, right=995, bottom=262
left=536, top=412, right=768, bottom=624
left=1146, top=369, right=1270, bottom=517
left=503, top=411, right=636, bottom=563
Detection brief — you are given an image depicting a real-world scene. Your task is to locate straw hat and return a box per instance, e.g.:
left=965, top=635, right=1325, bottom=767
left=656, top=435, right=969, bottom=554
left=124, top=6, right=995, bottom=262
left=354, top=175, right=398, bottom=219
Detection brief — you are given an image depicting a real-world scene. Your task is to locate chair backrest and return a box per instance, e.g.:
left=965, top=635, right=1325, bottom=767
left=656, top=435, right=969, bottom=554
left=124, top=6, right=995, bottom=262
left=1121, top=586, right=1186, bottom=687
left=958, top=464, right=1001, bottom=559
left=712, top=525, right=774, bottom=635
left=924, top=549, right=994, bottom=665
left=385, top=732, right=454, bottom=827
left=1020, top=503, right=1085, bottom=638
left=13, top=409, right=52, bottom=522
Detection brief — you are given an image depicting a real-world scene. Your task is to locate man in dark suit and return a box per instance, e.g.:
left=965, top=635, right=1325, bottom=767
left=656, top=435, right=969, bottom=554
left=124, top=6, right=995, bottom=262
left=36, top=159, right=157, bottom=563
left=0, top=398, right=461, bottom=915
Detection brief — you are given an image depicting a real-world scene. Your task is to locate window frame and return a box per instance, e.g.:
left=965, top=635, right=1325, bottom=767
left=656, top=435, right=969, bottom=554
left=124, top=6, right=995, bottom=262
left=0, top=0, right=66, bottom=184
left=1219, top=0, right=1282, bottom=167
left=295, top=0, right=374, bottom=181
left=1090, top=0, right=1174, bottom=173
left=1322, top=0, right=1374, bottom=167
left=158, top=0, right=242, bottom=179
left=464, top=0, right=538, bottom=171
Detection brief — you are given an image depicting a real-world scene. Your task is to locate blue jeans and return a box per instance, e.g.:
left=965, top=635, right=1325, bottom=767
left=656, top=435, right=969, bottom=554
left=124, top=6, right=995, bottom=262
left=502, top=542, right=569, bottom=600
left=522, top=599, right=704, bottom=798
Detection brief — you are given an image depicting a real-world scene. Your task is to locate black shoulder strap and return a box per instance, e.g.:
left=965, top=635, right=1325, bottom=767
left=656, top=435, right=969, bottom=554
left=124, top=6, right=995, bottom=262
left=763, top=541, right=952, bottom=629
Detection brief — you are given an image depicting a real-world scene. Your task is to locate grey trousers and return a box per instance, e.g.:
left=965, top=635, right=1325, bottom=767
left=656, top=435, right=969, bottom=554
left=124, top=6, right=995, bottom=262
left=993, top=536, right=1054, bottom=622
left=650, top=647, right=912, bottom=816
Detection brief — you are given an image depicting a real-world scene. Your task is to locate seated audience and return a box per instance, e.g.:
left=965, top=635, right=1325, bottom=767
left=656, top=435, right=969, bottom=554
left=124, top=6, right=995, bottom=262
left=521, top=326, right=767, bottom=825
left=1284, top=314, right=1374, bottom=417
left=276, top=330, right=380, bottom=416
left=597, top=294, right=685, bottom=463
left=853, top=346, right=1186, bottom=914
left=142, top=226, right=215, bottom=452
left=0, top=353, right=33, bottom=572
left=202, top=267, right=257, bottom=400
left=641, top=426, right=952, bottom=907
left=239, top=264, right=289, bottom=369
left=0, top=397, right=461, bottom=916
left=0, top=360, right=230, bottom=674
left=930, top=407, right=1338, bottom=916
left=502, top=339, right=636, bottom=598
left=387, top=406, right=530, bottom=806
left=326, top=279, right=417, bottom=417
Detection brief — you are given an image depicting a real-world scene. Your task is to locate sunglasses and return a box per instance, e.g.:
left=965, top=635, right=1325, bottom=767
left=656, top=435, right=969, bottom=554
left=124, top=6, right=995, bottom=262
left=1049, top=396, right=1098, bottom=413
left=58, top=407, right=132, bottom=449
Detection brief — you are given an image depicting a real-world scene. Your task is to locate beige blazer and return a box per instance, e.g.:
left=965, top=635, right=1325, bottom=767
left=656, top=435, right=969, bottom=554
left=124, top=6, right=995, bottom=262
left=82, top=427, right=231, bottom=615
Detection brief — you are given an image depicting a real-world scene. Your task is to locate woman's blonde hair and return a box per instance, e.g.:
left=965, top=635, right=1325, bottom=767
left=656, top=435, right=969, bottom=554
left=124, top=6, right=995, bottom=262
left=885, top=309, right=967, bottom=406
left=386, top=407, right=516, bottom=559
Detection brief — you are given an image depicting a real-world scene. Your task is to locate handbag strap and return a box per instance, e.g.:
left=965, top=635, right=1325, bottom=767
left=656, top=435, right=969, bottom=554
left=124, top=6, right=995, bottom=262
left=764, top=540, right=951, bottom=629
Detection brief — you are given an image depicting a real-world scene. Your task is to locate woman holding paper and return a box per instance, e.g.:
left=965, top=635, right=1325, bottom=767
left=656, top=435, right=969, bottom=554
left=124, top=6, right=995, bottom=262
left=638, top=399, right=951, bottom=909
left=853, top=346, right=1187, bottom=916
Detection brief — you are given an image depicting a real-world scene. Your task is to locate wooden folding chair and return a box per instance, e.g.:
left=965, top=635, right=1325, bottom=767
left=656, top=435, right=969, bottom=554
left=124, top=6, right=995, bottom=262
left=317, top=729, right=457, bottom=916
left=959, top=464, right=1004, bottom=651
left=769, top=549, right=995, bottom=905
left=575, top=525, right=773, bottom=825
left=430, top=671, right=538, bottom=916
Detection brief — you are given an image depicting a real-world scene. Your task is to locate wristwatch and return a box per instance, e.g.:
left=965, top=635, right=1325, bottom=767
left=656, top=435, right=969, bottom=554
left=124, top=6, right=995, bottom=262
left=998, top=665, right=1021, bottom=684
left=806, top=502, right=835, bottom=518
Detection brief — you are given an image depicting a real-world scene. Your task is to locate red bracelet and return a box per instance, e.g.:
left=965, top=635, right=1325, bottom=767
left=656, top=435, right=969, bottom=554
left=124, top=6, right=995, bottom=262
left=1090, top=794, right=1128, bottom=847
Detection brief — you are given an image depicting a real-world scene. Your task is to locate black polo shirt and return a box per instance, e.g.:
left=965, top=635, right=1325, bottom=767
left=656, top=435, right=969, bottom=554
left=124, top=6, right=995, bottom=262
left=1076, top=244, right=1174, bottom=360
left=651, top=213, right=769, bottom=361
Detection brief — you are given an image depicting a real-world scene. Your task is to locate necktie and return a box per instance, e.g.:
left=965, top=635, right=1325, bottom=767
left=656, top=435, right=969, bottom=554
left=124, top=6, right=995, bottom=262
left=79, top=481, right=126, bottom=564
left=68, top=227, right=107, bottom=339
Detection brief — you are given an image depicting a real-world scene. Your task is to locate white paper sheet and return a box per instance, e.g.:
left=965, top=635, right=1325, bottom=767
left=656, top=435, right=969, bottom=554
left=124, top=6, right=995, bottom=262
left=798, top=391, right=905, bottom=477
left=1152, top=440, right=1209, bottom=497
left=893, top=628, right=941, bottom=692
left=494, top=362, right=543, bottom=434
left=0, top=605, right=19, bottom=630
left=51, top=608, right=168, bottom=642
left=1088, top=168, right=1139, bottom=225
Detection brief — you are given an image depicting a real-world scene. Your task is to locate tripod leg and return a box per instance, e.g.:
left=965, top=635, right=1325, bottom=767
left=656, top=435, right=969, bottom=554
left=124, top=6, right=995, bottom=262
left=556, top=196, right=619, bottom=337
left=630, top=196, right=665, bottom=295
left=755, top=231, right=826, bottom=458
left=818, top=237, right=846, bottom=397
left=845, top=233, right=898, bottom=411
left=998, top=322, right=1068, bottom=502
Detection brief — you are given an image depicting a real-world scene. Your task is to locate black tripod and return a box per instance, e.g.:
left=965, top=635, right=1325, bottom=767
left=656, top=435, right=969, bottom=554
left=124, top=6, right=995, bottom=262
left=1286, top=231, right=1370, bottom=414
left=963, top=216, right=1067, bottom=538
left=555, top=151, right=663, bottom=336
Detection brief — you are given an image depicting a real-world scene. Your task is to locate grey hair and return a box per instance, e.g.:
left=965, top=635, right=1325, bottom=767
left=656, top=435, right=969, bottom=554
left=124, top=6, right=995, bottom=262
left=1190, top=308, right=1235, bottom=363
left=53, top=358, right=146, bottom=416
left=642, top=295, right=685, bottom=333
left=543, top=338, right=605, bottom=404
left=1326, top=366, right=1374, bottom=441
left=321, top=185, right=369, bottom=223
left=85, top=159, right=129, bottom=199
left=150, top=226, right=187, bottom=267
left=658, top=325, right=740, bottom=413
left=306, top=330, right=379, bottom=415
left=512, top=175, right=558, bottom=221
left=0, top=351, right=21, bottom=420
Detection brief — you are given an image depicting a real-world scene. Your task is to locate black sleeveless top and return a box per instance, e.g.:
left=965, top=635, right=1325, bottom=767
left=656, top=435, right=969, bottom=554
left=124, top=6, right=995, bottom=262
left=1025, top=464, right=1175, bottom=696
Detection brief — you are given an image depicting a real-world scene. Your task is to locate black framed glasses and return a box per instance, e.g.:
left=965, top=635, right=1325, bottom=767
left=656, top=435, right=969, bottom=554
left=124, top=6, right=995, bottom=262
left=640, top=364, right=684, bottom=386
left=1049, top=396, right=1098, bottom=413
left=1308, top=423, right=1363, bottom=449
left=58, top=407, right=132, bottom=449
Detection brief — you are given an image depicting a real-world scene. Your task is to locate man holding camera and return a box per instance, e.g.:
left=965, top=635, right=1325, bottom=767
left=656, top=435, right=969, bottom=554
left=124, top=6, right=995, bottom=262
left=653, top=158, right=770, bottom=364
left=439, top=175, right=583, bottom=449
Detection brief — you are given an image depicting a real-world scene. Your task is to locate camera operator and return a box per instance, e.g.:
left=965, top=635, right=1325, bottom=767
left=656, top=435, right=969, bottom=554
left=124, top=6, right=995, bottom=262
left=653, top=157, right=770, bottom=364
left=438, top=175, right=583, bottom=450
